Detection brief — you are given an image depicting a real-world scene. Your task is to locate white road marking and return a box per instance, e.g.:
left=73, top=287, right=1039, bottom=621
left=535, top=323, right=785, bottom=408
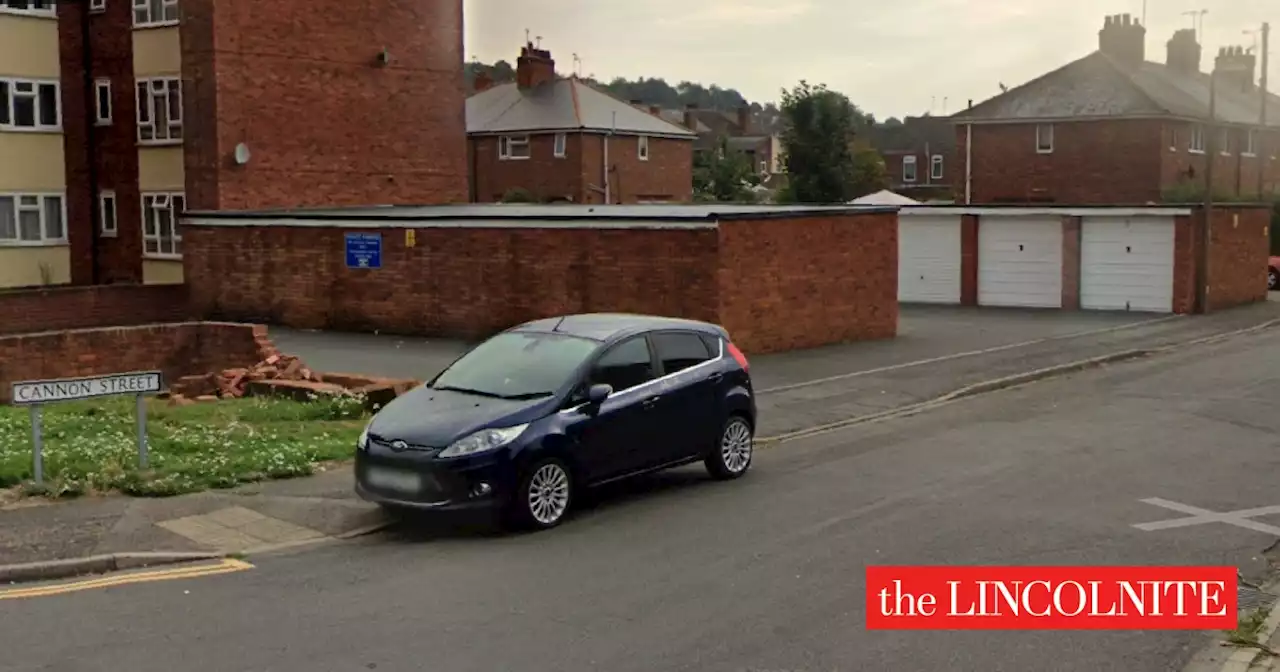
left=1133, top=497, right=1280, bottom=536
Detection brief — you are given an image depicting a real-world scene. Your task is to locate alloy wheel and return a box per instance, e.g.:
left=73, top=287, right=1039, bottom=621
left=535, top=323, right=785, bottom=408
left=526, top=462, right=571, bottom=525
left=1269, top=269, right=1277, bottom=291
left=720, top=418, right=753, bottom=474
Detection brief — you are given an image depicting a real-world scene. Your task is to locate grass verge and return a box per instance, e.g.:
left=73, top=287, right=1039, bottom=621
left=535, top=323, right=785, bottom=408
left=0, top=395, right=368, bottom=498
left=1225, top=605, right=1278, bottom=657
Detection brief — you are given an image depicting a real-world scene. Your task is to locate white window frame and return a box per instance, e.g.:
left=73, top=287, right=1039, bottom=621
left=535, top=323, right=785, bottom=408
left=0, top=0, right=56, bottom=18
left=902, top=155, right=918, bottom=183
left=141, top=192, right=185, bottom=258
left=0, top=193, right=67, bottom=246
left=638, top=135, right=650, bottom=161
left=930, top=154, right=944, bottom=180
left=0, top=77, right=62, bottom=132
left=90, top=0, right=107, bottom=13
left=132, top=0, right=179, bottom=27
left=498, top=134, right=530, bottom=160
left=1244, top=129, right=1257, bottom=157
left=1189, top=125, right=1205, bottom=154
left=1035, top=124, right=1054, bottom=154
left=99, top=190, right=118, bottom=237
left=553, top=132, right=567, bottom=158
left=1219, top=128, right=1232, bottom=156
left=135, top=76, right=182, bottom=144
left=94, top=78, right=112, bottom=126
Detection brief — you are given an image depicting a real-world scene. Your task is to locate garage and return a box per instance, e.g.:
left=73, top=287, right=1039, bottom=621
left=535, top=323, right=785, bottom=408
left=977, top=216, right=1063, bottom=308
left=898, top=214, right=962, bottom=303
left=1079, top=216, right=1175, bottom=313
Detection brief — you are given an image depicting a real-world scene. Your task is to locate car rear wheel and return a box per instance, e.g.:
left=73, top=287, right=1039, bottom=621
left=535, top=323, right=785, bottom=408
left=1269, top=268, right=1278, bottom=291
left=509, top=458, right=574, bottom=530
left=706, top=415, right=753, bottom=480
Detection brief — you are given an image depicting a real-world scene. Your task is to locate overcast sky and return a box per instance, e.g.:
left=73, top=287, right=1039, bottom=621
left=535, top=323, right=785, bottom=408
left=463, top=0, right=1277, bottom=120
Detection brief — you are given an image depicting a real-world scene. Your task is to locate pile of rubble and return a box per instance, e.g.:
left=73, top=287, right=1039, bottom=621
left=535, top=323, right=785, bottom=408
left=168, top=353, right=419, bottom=410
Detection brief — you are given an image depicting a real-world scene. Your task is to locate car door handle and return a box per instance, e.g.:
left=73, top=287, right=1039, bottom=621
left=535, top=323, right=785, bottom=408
left=708, top=372, right=724, bottom=383
left=642, top=396, right=661, bottom=409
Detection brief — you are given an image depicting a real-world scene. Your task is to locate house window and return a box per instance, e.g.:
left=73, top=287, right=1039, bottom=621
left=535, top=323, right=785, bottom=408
left=94, top=79, right=112, bottom=125
left=90, top=0, right=106, bottom=12
left=0, top=0, right=56, bottom=17
left=930, top=154, right=944, bottom=180
left=638, top=135, right=650, bottom=161
left=136, top=77, right=181, bottom=142
left=0, top=78, right=61, bottom=131
left=498, top=134, right=530, bottom=160
left=553, top=132, right=566, bottom=158
left=133, top=0, right=179, bottom=26
left=1035, top=124, right=1054, bottom=153
left=1219, top=128, right=1231, bottom=156
left=1189, top=125, right=1205, bottom=153
left=1169, top=128, right=1179, bottom=152
left=99, top=190, right=117, bottom=236
left=0, top=194, right=65, bottom=244
left=1244, top=130, right=1258, bottom=157
left=902, top=156, right=918, bottom=183
left=141, top=192, right=184, bottom=257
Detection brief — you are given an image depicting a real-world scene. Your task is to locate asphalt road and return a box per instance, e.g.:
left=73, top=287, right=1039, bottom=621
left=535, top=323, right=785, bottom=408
left=6, top=329, right=1280, bottom=672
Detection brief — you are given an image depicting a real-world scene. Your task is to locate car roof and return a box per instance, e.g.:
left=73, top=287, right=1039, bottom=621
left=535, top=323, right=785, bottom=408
left=509, top=313, right=727, bottom=343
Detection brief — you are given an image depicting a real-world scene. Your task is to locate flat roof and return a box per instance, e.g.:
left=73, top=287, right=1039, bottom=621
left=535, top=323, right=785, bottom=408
left=184, top=203, right=899, bottom=224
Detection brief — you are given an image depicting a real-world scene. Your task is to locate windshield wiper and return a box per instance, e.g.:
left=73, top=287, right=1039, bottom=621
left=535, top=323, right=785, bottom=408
left=499, top=391, right=555, bottom=401
left=432, top=385, right=506, bottom=399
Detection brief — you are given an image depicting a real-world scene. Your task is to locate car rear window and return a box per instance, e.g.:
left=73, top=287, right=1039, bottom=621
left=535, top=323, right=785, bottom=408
left=652, top=332, right=713, bottom=375
left=431, top=332, right=600, bottom=399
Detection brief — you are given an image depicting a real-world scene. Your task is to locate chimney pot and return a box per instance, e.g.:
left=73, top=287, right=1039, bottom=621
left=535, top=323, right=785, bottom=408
left=649, top=105, right=661, bottom=115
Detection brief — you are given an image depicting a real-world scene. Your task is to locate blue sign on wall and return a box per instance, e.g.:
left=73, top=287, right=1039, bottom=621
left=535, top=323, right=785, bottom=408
left=344, top=232, right=382, bottom=269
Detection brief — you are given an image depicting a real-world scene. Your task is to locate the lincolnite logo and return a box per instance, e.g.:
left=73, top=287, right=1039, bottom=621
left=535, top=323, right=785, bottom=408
left=390, top=440, right=409, bottom=452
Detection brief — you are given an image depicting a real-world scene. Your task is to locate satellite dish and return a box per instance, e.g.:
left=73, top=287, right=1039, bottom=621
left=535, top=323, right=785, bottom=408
left=233, top=143, right=251, bottom=165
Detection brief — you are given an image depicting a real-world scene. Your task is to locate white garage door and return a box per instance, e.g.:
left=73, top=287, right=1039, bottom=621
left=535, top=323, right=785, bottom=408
left=899, top=214, right=962, bottom=303
left=1080, top=216, right=1175, bottom=313
left=978, top=217, right=1063, bottom=308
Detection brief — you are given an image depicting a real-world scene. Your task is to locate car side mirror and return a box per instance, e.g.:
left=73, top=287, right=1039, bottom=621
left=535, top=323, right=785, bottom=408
left=587, top=383, right=613, bottom=404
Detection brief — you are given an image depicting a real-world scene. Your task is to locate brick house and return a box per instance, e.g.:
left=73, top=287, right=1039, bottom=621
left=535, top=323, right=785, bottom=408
left=0, top=0, right=467, bottom=289
left=467, top=44, right=696, bottom=204
left=953, top=14, right=1280, bottom=204
left=867, top=116, right=957, bottom=202
left=660, top=105, right=784, bottom=181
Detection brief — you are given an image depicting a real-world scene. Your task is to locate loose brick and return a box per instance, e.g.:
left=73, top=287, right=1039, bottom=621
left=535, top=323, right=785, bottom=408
left=245, top=379, right=349, bottom=402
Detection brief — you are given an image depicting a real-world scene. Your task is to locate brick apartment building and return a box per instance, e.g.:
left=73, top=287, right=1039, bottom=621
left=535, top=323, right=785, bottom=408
left=866, top=116, right=956, bottom=202
left=466, top=44, right=695, bottom=204
left=0, top=0, right=467, bottom=290
left=953, top=14, right=1280, bottom=204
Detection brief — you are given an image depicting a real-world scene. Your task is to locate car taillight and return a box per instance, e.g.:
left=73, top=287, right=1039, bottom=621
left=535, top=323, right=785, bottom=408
left=726, top=341, right=749, bottom=371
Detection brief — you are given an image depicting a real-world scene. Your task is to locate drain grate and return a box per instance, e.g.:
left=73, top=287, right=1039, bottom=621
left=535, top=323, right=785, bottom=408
left=1238, top=581, right=1278, bottom=613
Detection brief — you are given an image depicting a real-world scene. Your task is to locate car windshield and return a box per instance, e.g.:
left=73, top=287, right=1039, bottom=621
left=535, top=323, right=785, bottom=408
left=430, top=331, right=601, bottom=400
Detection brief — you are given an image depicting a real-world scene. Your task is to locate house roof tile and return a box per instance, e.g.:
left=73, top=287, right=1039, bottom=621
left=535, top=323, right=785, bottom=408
left=467, top=79, right=697, bottom=137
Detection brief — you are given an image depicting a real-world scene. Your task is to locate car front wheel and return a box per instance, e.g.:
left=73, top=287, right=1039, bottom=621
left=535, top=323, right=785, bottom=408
left=706, top=415, right=753, bottom=480
left=510, top=457, right=574, bottom=530
left=1269, top=268, right=1277, bottom=291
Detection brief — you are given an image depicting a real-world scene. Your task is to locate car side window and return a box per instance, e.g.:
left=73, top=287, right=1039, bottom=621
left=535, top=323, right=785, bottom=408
left=652, top=332, right=713, bottom=375
left=588, top=336, right=656, bottom=392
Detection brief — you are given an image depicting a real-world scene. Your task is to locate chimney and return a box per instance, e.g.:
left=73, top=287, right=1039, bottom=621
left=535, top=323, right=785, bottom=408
left=649, top=105, right=661, bottom=116
left=1098, top=13, right=1146, bottom=68
left=474, top=71, right=494, bottom=93
left=1166, top=28, right=1202, bottom=75
left=1214, top=45, right=1257, bottom=92
left=737, top=105, right=751, bottom=134
left=683, top=103, right=698, bottom=132
left=516, top=42, right=556, bottom=89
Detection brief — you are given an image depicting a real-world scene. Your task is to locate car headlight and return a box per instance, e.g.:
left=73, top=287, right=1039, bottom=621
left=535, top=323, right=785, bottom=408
left=357, top=423, right=371, bottom=451
left=438, top=424, right=529, bottom=458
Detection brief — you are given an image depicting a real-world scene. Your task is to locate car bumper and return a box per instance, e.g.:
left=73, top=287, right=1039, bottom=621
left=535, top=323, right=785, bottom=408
left=354, top=451, right=517, bottom=512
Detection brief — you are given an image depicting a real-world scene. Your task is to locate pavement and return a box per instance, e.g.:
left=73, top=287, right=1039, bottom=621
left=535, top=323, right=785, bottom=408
left=2, top=300, right=1279, bottom=574
left=4, top=309, right=1280, bottom=671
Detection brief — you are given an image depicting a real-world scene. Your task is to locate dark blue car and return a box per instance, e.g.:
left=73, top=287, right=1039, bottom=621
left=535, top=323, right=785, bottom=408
left=354, top=313, right=756, bottom=530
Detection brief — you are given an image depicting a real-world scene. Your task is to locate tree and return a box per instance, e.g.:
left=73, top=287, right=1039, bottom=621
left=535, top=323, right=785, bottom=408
left=778, top=81, right=875, bottom=203
left=693, top=138, right=757, bottom=202
left=848, top=141, right=890, bottom=199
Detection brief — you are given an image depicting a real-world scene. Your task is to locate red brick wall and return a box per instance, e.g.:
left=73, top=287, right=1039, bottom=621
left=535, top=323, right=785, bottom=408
left=1061, top=216, right=1082, bottom=309
left=57, top=0, right=144, bottom=284
left=960, top=215, right=979, bottom=305
left=0, top=322, right=272, bottom=403
left=579, top=134, right=694, bottom=204
left=180, top=0, right=468, bottom=210
left=183, top=224, right=720, bottom=338
left=1172, top=205, right=1271, bottom=313
left=958, top=120, right=1165, bottom=204
left=469, top=134, right=586, bottom=202
left=717, top=213, right=898, bottom=353
left=882, top=150, right=956, bottom=198
left=1160, top=123, right=1280, bottom=198
left=0, top=284, right=192, bottom=336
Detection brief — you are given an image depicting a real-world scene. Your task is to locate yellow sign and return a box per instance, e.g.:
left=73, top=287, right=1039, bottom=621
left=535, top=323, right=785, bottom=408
left=405, top=229, right=416, bottom=248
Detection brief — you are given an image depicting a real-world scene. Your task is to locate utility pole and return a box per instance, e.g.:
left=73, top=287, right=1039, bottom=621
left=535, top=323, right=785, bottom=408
left=1199, top=66, right=1216, bottom=314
